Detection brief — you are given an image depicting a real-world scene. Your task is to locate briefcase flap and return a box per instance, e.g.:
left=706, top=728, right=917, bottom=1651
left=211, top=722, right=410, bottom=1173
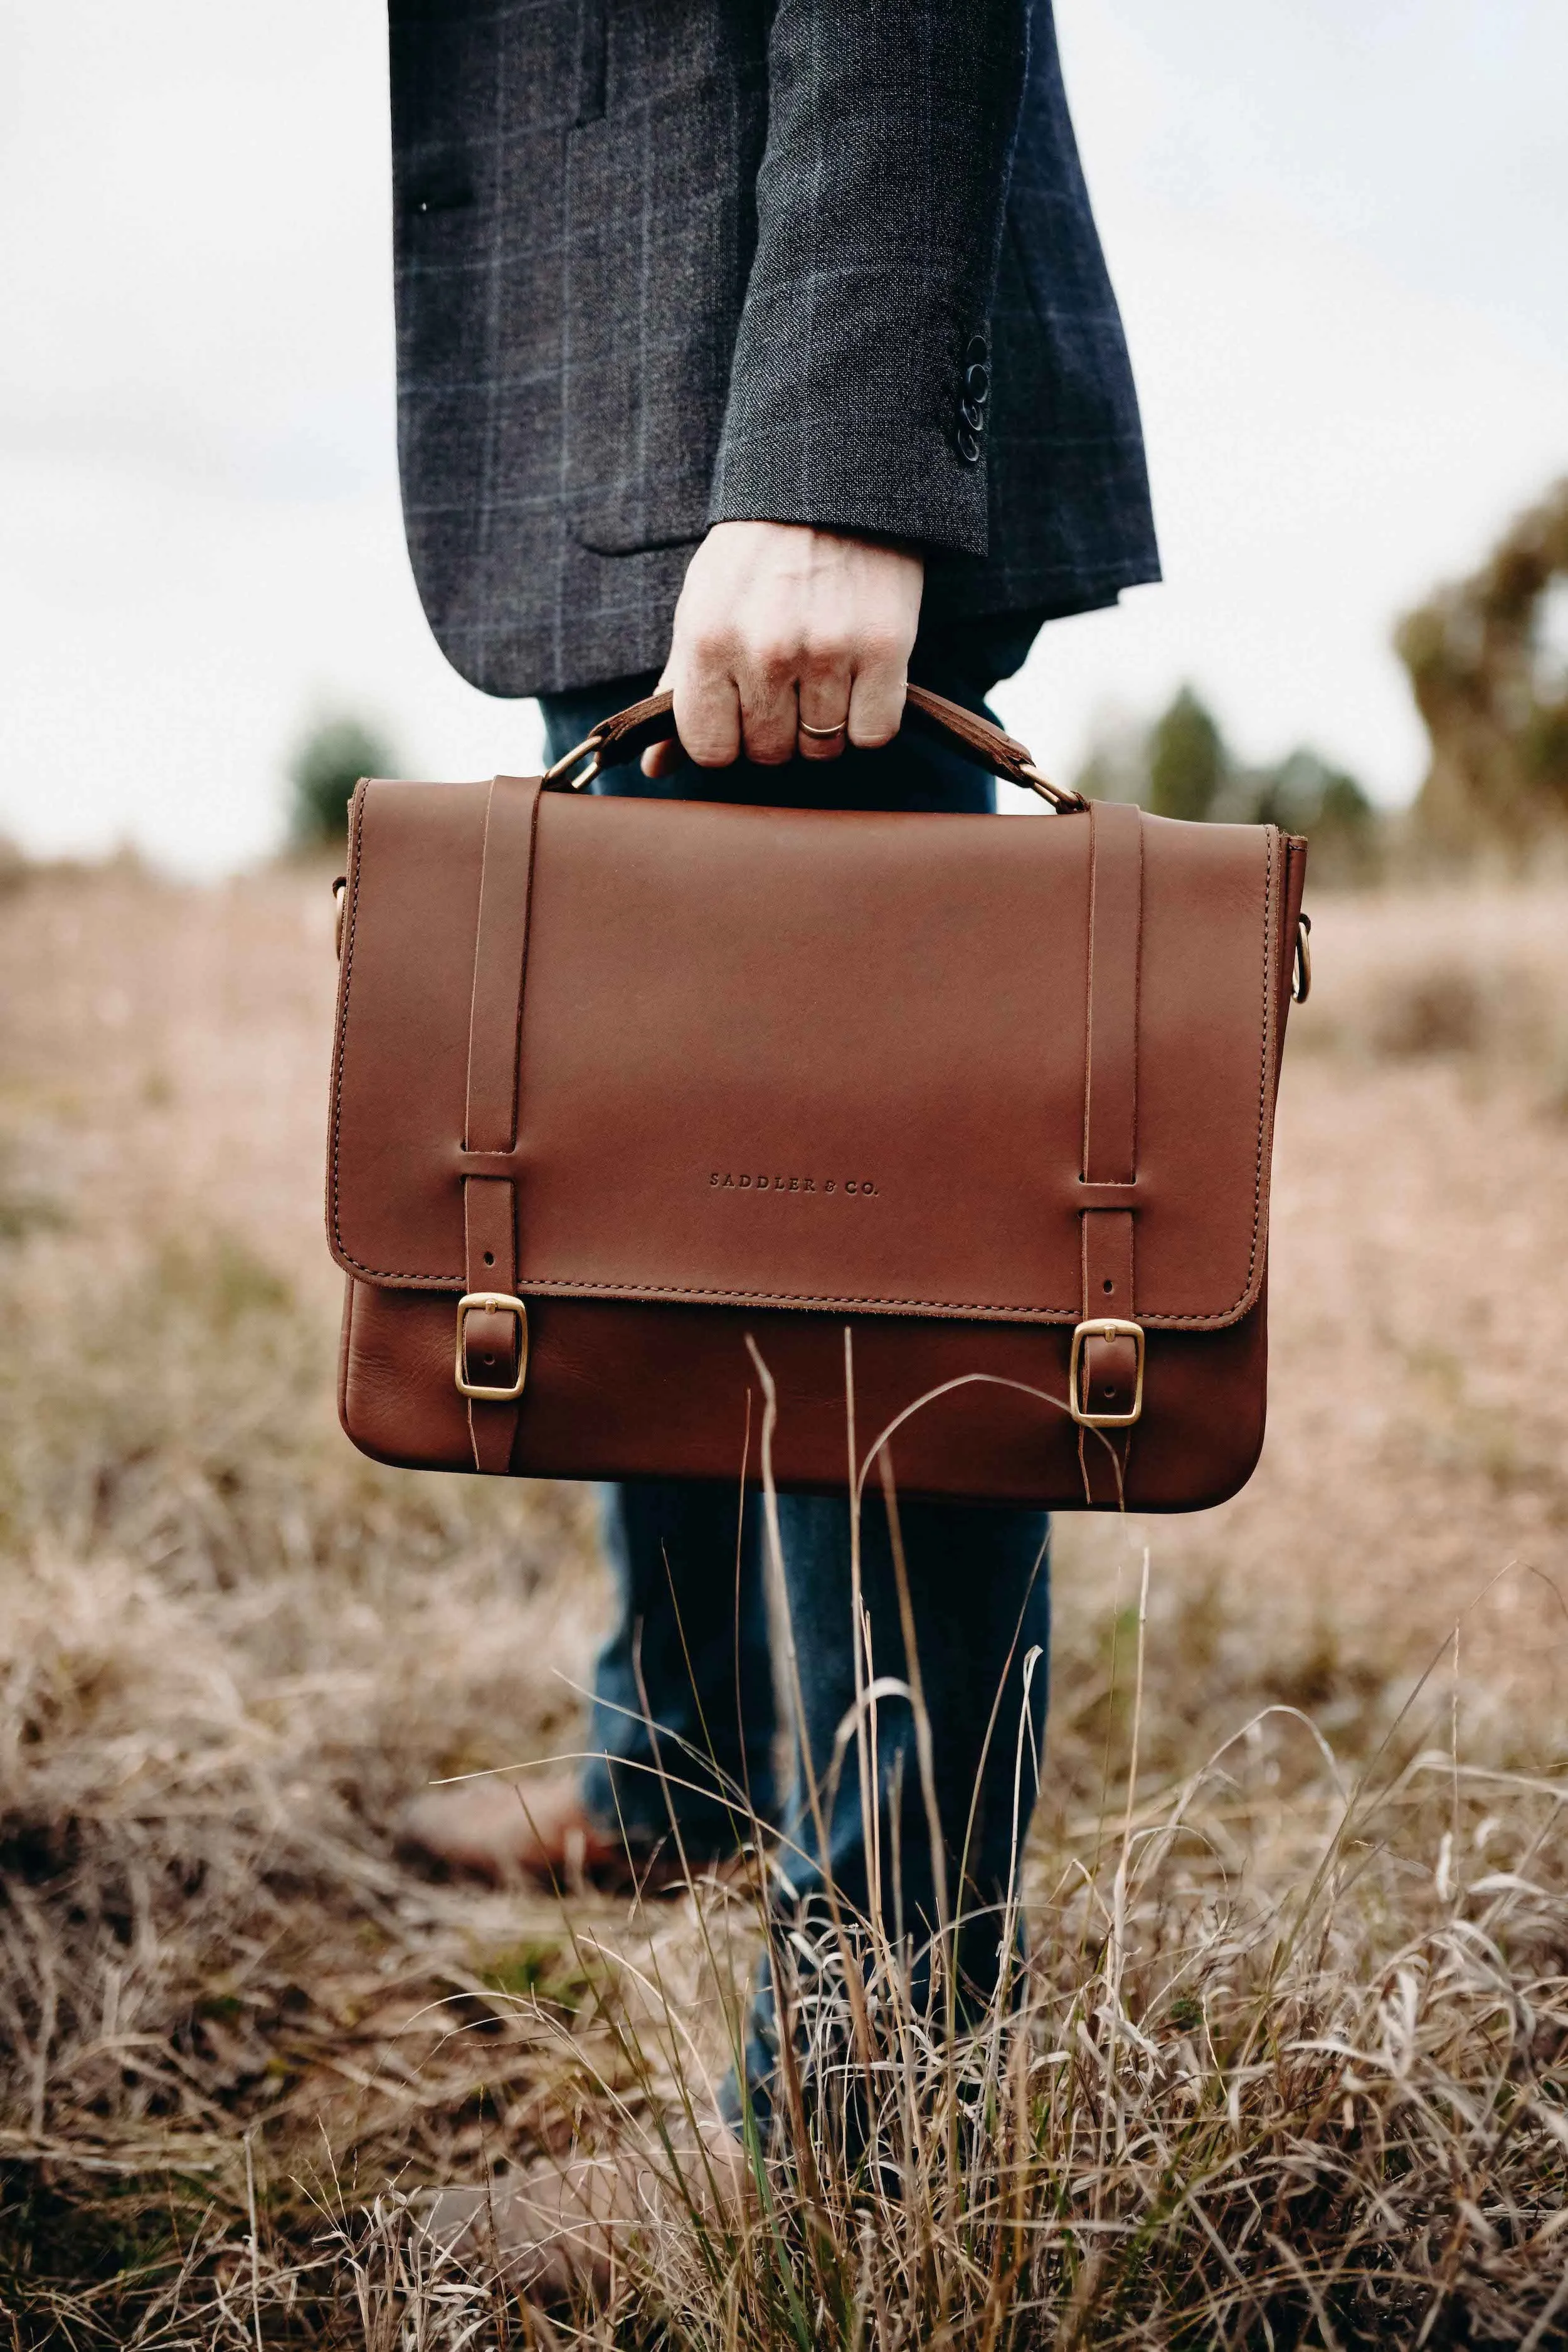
left=328, top=781, right=1290, bottom=1331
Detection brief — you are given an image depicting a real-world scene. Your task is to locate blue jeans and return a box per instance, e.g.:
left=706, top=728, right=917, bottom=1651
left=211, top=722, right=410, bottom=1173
left=539, top=652, right=1052, bottom=2120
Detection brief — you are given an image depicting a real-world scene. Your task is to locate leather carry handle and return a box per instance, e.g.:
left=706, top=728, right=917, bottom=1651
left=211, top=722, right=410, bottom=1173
left=541, top=683, right=1087, bottom=812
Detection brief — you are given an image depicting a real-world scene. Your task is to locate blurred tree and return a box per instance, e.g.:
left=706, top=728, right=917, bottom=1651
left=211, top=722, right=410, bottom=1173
left=1147, top=686, right=1227, bottom=822
left=287, top=715, right=398, bottom=849
left=1072, top=689, right=1380, bottom=879
left=1246, top=748, right=1379, bottom=882
left=1396, top=478, right=1568, bottom=854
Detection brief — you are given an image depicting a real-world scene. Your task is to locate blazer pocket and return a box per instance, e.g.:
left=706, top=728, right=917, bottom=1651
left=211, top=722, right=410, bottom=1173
left=562, top=80, right=761, bottom=559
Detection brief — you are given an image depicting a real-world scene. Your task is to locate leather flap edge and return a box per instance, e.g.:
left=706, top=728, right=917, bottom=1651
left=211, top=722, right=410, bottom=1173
left=327, top=785, right=1292, bottom=1332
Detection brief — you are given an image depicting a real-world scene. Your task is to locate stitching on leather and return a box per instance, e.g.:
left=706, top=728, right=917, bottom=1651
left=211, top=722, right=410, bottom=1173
left=330, top=810, right=1280, bottom=1327
left=327, top=781, right=368, bottom=1271
left=466, top=1276, right=1079, bottom=1313
left=460, top=780, right=495, bottom=1152
left=516, top=778, right=544, bottom=1150
left=1237, top=824, right=1275, bottom=1310
left=1080, top=809, right=1096, bottom=1177
left=334, top=1258, right=1082, bottom=1315
left=1131, top=812, right=1144, bottom=1178
left=1237, top=824, right=1279, bottom=1307
left=1175, top=820, right=1275, bottom=1326
left=326, top=1265, right=1245, bottom=1326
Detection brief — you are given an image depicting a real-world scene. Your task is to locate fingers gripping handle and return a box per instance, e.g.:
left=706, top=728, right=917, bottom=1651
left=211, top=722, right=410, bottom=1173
left=541, top=684, right=1086, bottom=812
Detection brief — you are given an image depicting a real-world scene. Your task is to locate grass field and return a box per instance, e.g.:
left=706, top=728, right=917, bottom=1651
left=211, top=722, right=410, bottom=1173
left=1, top=854, right=1566, bottom=2345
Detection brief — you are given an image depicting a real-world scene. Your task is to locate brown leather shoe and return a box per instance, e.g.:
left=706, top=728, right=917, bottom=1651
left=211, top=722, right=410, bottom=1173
left=396, top=1772, right=696, bottom=1894
left=419, top=2118, right=749, bottom=2301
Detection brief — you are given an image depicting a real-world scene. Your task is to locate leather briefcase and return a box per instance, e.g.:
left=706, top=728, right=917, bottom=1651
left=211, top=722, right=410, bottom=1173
left=326, top=688, right=1308, bottom=1511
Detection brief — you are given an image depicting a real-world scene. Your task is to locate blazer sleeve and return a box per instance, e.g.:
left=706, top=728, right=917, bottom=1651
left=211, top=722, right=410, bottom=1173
left=706, top=0, right=1029, bottom=559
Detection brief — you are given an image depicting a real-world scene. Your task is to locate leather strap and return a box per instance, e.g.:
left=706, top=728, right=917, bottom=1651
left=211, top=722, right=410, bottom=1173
left=551, top=684, right=1087, bottom=810
left=1078, top=800, right=1144, bottom=1505
left=462, top=775, right=544, bottom=1473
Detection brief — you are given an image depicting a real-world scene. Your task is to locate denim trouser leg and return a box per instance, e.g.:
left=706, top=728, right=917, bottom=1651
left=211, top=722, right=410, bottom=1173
left=743, top=1493, right=1051, bottom=2127
left=583, top=1481, right=778, bottom=1851
left=538, top=664, right=1052, bottom=2119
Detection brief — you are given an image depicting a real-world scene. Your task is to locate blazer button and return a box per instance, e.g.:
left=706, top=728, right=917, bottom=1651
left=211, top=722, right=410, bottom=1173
left=961, top=398, right=985, bottom=433
left=956, top=424, right=982, bottom=465
left=965, top=331, right=990, bottom=366
left=965, top=361, right=991, bottom=405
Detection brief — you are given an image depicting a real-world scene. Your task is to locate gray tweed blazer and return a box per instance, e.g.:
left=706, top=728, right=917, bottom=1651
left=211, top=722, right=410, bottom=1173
left=389, top=0, right=1159, bottom=697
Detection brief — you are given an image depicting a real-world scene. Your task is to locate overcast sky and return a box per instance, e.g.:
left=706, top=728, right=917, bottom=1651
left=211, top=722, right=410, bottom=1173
left=1, top=0, right=1564, bottom=871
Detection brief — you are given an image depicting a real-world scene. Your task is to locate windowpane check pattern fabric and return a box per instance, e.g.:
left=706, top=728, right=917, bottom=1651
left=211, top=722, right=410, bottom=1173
left=389, top=0, right=1160, bottom=696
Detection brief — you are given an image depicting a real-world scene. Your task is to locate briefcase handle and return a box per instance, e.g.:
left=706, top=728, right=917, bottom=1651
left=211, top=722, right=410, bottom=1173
left=541, top=683, right=1088, bottom=812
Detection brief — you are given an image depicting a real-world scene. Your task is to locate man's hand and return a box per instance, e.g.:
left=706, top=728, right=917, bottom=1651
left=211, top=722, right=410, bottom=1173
left=642, top=521, right=924, bottom=777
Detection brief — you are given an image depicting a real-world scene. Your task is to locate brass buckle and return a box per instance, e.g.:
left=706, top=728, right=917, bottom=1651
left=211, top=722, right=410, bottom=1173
left=541, top=730, right=605, bottom=793
left=1069, top=1317, right=1145, bottom=1428
left=454, top=1293, right=529, bottom=1401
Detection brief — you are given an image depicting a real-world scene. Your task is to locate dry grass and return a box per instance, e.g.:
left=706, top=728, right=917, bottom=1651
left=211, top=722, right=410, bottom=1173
left=1, top=860, right=1566, bottom=2346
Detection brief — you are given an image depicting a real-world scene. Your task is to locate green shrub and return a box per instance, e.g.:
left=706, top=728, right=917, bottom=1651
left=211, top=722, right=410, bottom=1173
left=1148, top=684, right=1227, bottom=821
left=286, top=715, right=398, bottom=850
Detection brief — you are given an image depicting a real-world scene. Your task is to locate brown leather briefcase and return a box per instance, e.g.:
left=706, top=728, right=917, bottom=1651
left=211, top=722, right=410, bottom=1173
left=327, top=688, right=1308, bottom=1511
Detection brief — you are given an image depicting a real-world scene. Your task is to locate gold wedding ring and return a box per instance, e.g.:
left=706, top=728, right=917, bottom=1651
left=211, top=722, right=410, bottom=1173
left=798, top=718, right=848, bottom=740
